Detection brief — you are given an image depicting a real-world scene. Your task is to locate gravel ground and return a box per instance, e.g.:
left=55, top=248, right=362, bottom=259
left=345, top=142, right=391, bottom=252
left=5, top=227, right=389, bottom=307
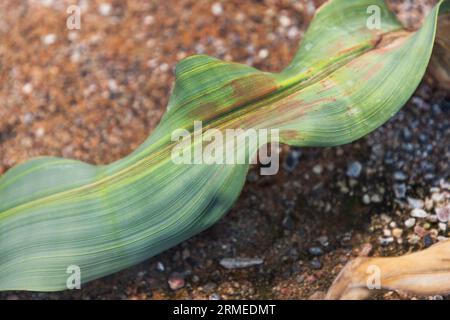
left=0, top=0, right=448, bottom=300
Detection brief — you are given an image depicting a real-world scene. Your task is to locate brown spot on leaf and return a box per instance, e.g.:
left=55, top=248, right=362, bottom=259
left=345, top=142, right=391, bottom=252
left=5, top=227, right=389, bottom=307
left=230, top=73, right=279, bottom=101
left=280, top=130, right=303, bottom=142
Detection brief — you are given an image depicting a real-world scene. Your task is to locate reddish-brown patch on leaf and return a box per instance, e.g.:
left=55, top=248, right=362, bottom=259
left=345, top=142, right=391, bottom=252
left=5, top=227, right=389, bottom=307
left=189, top=101, right=220, bottom=120
left=361, top=61, right=386, bottom=82
left=230, top=73, right=279, bottom=101
left=374, top=29, right=411, bottom=51
left=280, top=130, right=303, bottom=142
left=190, top=74, right=280, bottom=125
left=257, top=96, right=336, bottom=130
left=316, top=78, right=337, bottom=95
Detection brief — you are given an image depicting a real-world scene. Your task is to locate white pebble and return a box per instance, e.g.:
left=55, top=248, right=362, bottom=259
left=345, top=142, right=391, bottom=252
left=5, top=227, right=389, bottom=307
left=410, top=208, right=428, bottom=218
left=279, top=15, right=291, bottom=28
left=287, top=26, right=299, bottom=39
left=211, top=3, right=223, bottom=16
left=23, top=113, right=34, bottom=124
left=42, top=33, right=57, bottom=45
left=312, top=164, right=323, bottom=175
left=440, top=179, right=450, bottom=190
left=107, top=79, right=118, bottom=92
left=371, top=194, right=382, bottom=203
left=404, top=218, right=416, bottom=228
left=432, top=192, right=445, bottom=203
left=362, top=194, right=371, bottom=205
left=35, top=127, right=45, bottom=138
left=99, top=3, right=112, bottom=16
left=22, top=83, right=33, bottom=94
left=380, top=214, right=392, bottom=223
left=407, top=197, right=424, bottom=209
left=258, top=48, right=269, bottom=59
left=144, top=15, right=154, bottom=25
left=439, top=222, right=447, bottom=232
left=220, top=257, right=263, bottom=269
left=40, top=0, right=54, bottom=7
left=408, top=234, right=420, bottom=245
left=159, top=63, right=169, bottom=72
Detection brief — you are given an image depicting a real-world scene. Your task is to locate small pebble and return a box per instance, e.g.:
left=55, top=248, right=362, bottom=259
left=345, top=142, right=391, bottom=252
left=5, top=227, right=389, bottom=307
left=432, top=192, right=445, bottom=203
left=258, top=49, right=269, bottom=59
left=411, top=208, right=428, bottom=218
left=168, top=273, right=185, bottom=291
left=278, top=15, right=291, bottom=28
left=392, top=228, right=403, bottom=238
left=407, top=197, right=424, bottom=209
left=414, top=225, right=427, bottom=237
left=362, top=194, right=371, bottom=204
left=283, top=149, right=301, bottom=172
left=440, top=180, right=450, bottom=190
left=22, top=83, right=33, bottom=94
left=346, top=161, right=362, bottom=178
left=394, top=171, right=408, bottom=181
left=423, top=234, right=433, bottom=247
left=219, top=257, right=263, bottom=269
left=211, top=3, right=223, bottom=16
left=425, top=198, right=434, bottom=211
left=436, top=205, right=450, bottom=222
left=156, top=262, right=165, bottom=272
left=371, top=194, right=382, bottom=203
left=408, top=234, right=420, bottom=245
left=380, top=214, right=392, bottom=223
left=209, top=293, right=221, bottom=300
left=287, top=26, right=299, bottom=39
left=405, top=218, right=416, bottom=228
left=98, top=3, right=112, bottom=16
left=393, top=183, right=406, bottom=198
left=42, top=33, right=57, bottom=45
left=379, top=236, right=394, bottom=246
left=308, top=247, right=324, bottom=256
left=35, top=127, right=45, bottom=138
left=310, top=258, right=322, bottom=270
left=402, top=127, right=413, bottom=141
left=316, top=235, right=329, bottom=247
left=203, top=282, right=217, bottom=293
left=312, top=164, right=323, bottom=175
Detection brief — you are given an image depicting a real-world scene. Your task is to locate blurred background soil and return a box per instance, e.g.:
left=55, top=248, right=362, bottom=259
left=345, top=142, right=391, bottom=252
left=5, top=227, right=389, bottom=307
left=0, top=0, right=449, bottom=300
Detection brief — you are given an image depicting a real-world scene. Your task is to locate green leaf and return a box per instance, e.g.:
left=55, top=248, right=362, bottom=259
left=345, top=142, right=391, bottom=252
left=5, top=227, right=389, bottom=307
left=0, top=0, right=448, bottom=291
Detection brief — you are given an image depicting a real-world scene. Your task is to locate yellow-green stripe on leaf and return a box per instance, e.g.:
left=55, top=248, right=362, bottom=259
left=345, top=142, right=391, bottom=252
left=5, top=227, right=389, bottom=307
left=0, top=0, right=448, bottom=291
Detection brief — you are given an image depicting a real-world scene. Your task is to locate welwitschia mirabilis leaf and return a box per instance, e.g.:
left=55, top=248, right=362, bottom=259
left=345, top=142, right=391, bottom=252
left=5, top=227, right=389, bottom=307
left=0, top=0, right=448, bottom=291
